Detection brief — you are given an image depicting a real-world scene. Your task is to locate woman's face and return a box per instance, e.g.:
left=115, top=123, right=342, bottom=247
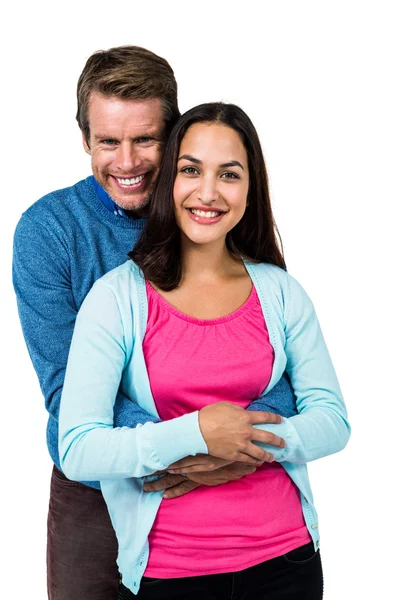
left=173, top=122, right=249, bottom=248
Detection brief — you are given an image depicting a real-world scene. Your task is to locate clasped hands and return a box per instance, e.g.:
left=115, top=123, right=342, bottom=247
left=143, top=402, right=285, bottom=499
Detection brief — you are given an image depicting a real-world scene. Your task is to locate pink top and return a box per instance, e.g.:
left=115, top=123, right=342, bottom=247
left=143, top=282, right=311, bottom=577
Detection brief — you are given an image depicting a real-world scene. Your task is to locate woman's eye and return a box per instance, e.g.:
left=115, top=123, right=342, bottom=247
left=221, top=172, right=239, bottom=179
left=181, top=166, right=198, bottom=175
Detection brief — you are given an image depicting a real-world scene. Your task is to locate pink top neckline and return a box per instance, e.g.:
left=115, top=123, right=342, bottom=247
left=145, top=281, right=257, bottom=326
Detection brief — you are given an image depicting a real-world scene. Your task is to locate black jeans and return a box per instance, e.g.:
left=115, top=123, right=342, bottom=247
left=47, top=465, right=119, bottom=600
left=119, top=542, right=323, bottom=599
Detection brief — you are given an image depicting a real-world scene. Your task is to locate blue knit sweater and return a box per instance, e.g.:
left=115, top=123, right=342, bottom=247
left=13, top=176, right=296, bottom=489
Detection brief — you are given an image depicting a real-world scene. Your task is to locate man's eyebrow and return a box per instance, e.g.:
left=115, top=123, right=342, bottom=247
left=94, top=134, right=116, bottom=140
left=177, top=155, right=244, bottom=170
left=93, top=131, right=160, bottom=141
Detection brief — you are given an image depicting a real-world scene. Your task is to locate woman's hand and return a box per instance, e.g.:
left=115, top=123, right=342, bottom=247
left=199, top=402, right=285, bottom=462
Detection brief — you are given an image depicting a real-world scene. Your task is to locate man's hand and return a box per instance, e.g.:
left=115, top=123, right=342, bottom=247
left=143, top=462, right=258, bottom=498
left=143, top=474, right=200, bottom=498
left=167, top=453, right=265, bottom=475
left=168, top=455, right=234, bottom=474
left=199, top=402, right=285, bottom=463
left=188, top=462, right=257, bottom=486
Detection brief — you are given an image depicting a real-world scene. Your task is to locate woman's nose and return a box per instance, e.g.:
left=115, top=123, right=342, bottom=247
left=198, top=176, right=218, bottom=204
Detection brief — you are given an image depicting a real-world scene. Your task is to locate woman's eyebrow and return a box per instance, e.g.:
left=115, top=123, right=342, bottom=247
left=178, top=154, right=201, bottom=163
left=220, top=160, right=244, bottom=170
left=178, top=155, right=244, bottom=171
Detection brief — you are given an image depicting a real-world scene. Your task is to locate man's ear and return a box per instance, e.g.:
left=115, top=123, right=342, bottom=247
left=82, top=130, right=91, bottom=155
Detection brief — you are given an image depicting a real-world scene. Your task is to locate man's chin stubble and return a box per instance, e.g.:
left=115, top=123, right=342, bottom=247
left=114, top=193, right=152, bottom=219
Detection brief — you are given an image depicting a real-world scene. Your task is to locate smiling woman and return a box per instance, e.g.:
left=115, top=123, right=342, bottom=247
left=132, top=103, right=286, bottom=291
left=173, top=122, right=249, bottom=241
left=58, top=102, right=349, bottom=599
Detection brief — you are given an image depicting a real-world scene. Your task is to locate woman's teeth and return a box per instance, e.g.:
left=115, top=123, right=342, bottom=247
left=116, top=174, right=145, bottom=186
left=189, top=209, right=222, bottom=218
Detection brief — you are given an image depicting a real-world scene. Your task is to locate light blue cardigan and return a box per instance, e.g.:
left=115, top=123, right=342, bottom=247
left=59, top=259, right=350, bottom=594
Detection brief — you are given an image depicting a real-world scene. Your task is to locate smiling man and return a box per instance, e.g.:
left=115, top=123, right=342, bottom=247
left=84, top=95, right=165, bottom=215
left=12, top=45, right=295, bottom=600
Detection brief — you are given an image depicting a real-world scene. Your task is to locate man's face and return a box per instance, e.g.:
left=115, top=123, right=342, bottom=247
left=83, top=93, right=166, bottom=215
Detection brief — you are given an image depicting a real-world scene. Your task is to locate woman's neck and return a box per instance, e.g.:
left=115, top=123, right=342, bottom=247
left=151, top=235, right=251, bottom=319
left=180, top=237, right=243, bottom=284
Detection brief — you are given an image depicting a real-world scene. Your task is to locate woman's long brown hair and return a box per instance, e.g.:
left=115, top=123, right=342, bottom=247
left=130, top=102, right=285, bottom=290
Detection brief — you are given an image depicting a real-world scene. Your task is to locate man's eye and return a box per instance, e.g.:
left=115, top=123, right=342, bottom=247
left=136, top=137, right=153, bottom=143
left=102, top=139, right=117, bottom=146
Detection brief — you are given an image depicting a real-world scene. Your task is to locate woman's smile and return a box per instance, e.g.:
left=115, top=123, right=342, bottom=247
left=186, top=206, right=228, bottom=224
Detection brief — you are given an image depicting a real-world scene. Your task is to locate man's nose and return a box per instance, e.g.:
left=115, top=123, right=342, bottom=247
left=116, top=143, right=141, bottom=172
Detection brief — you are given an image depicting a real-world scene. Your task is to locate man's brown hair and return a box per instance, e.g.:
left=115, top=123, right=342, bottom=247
left=76, top=45, right=180, bottom=143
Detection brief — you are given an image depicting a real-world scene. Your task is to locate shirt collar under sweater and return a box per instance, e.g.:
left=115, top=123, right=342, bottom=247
left=91, top=175, right=139, bottom=221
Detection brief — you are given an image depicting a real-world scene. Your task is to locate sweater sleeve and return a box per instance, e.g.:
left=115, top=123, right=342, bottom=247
left=58, top=278, right=208, bottom=481
left=246, top=372, right=297, bottom=417
left=12, top=214, right=159, bottom=440
left=253, top=274, right=351, bottom=463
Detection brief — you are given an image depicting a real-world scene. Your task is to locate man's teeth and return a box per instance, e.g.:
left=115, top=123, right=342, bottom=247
left=116, top=174, right=145, bottom=186
left=190, top=209, right=222, bottom=218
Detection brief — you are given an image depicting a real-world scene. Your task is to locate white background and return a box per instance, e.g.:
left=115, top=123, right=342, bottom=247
left=1, top=1, right=399, bottom=598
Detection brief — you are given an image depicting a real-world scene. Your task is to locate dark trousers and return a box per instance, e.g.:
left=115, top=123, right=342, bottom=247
left=119, top=542, right=323, bottom=599
left=47, top=465, right=120, bottom=600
